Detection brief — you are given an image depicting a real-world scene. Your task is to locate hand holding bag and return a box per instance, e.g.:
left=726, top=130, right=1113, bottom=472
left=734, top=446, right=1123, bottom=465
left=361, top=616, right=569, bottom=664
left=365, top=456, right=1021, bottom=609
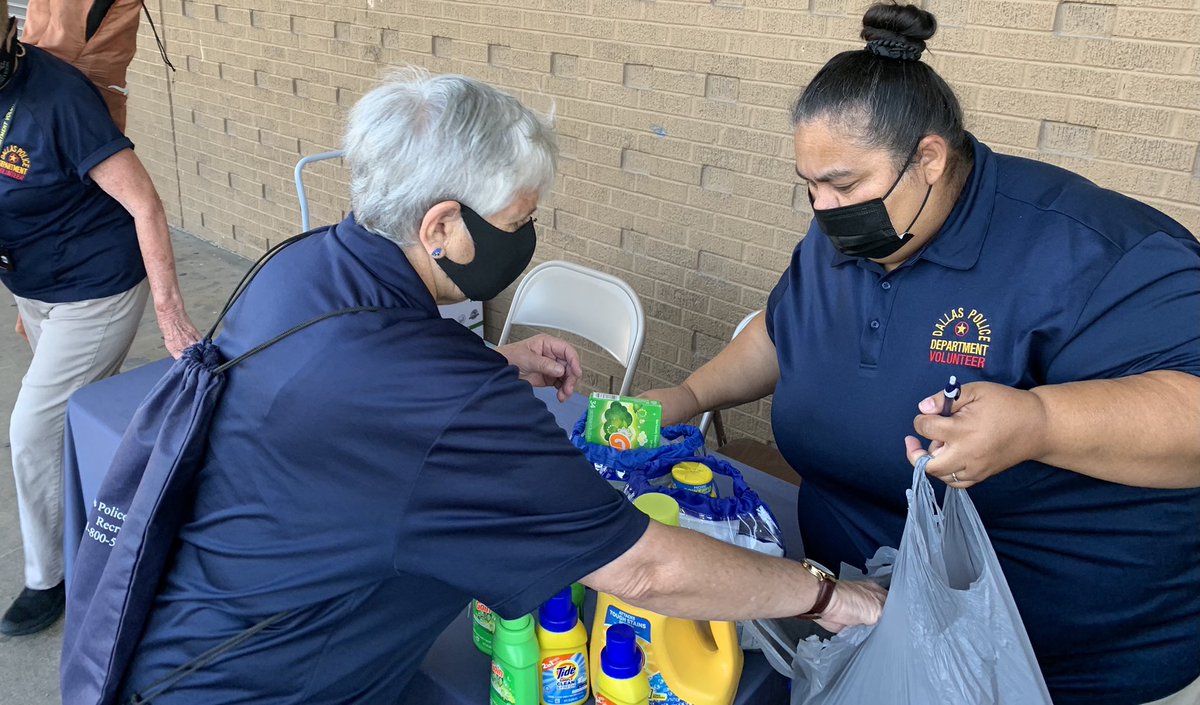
left=749, top=455, right=1052, bottom=705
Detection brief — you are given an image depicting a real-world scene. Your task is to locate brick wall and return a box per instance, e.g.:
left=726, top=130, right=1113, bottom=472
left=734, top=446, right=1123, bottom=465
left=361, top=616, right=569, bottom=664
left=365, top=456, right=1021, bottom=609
left=123, top=0, right=1200, bottom=444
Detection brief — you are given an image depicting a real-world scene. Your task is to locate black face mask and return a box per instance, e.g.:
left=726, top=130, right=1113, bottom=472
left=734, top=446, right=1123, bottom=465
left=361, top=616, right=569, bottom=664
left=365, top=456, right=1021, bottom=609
left=810, top=145, right=933, bottom=260
left=435, top=203, right=537, bottom=301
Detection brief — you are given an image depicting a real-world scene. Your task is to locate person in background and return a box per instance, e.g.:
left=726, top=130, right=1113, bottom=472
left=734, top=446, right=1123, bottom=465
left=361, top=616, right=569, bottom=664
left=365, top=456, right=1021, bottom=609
left=22, top=0, right=145, bottom=131
left=115, top=69, right=885, bottom=704
left=644, top=4, right=1200, bottom=704
left=0, top=1, right=199, bottom=636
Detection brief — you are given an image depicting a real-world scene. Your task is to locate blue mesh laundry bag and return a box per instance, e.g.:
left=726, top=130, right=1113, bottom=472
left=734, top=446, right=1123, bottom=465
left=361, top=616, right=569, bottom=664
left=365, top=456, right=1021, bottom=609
left=623, top=455, right=786, bottom=557
left=748, top=455, right=1052, bottom=705
left=569, top=414, right=705, bottom=483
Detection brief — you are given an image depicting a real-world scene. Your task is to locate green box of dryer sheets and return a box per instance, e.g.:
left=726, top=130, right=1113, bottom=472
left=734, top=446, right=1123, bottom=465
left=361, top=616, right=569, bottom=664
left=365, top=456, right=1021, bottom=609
left=584, top=393, right=663, bottom=450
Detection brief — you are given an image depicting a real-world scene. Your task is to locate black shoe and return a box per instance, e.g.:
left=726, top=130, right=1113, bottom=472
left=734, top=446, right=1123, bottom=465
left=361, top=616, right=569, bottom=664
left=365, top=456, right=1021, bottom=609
left=1, top=582, right=65, bottom=636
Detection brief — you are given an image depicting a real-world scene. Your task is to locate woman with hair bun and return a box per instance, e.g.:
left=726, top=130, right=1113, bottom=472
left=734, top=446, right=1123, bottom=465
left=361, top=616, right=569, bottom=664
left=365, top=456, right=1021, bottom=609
left=647, top=3, right=1200, bottom=703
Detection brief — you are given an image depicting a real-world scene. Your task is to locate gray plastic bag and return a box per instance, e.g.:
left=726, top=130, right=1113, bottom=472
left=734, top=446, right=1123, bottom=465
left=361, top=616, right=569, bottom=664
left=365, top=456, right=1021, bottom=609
left=748, top=456, right=1052, bottom=705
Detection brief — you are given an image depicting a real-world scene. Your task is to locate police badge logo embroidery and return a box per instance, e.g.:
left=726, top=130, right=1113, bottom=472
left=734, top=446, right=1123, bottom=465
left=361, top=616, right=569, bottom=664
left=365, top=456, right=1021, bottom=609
left=0, top=143, right=29, bottom=181
left=929, top=307, right=992, bottom=369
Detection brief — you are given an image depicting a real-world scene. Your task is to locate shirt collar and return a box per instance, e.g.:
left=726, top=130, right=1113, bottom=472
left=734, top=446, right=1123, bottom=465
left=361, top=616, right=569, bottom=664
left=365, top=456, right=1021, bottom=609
left=828, top=133, right=996, bottom=272
left=331, top=214, right=440, bottom=317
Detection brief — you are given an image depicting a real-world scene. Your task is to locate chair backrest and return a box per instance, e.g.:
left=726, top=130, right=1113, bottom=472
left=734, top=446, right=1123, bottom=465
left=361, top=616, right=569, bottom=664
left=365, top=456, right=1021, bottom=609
left=294, top=149, right=346, bottom=231
left=499, top=261, right=645, bottom=396
left=698, top=309, right=762, bottom=436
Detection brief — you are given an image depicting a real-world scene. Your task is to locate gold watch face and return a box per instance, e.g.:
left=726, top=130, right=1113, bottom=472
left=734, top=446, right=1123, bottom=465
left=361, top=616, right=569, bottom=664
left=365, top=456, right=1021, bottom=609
left=801, top=559, right=835, bottom=582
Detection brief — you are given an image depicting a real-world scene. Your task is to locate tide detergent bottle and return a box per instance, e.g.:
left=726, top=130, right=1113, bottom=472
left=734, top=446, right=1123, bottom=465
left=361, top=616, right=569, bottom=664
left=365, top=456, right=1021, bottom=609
left=536, top=587, right=589, bottom=705
left=490, top=615, right=540, bottom=705
left=590, top=492, right=743, bottom=705
left=594, top=624, right=650, bottom=705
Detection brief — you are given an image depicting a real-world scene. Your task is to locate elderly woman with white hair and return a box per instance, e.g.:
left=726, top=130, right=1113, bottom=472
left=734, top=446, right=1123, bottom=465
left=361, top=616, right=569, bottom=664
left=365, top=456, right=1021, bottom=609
left=118, top=70, right=884, bottom=704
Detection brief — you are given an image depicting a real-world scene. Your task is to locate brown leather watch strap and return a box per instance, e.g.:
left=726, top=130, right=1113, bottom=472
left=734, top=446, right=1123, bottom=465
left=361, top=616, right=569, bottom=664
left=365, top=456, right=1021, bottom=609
left=796, top=561, right=836, bottom=620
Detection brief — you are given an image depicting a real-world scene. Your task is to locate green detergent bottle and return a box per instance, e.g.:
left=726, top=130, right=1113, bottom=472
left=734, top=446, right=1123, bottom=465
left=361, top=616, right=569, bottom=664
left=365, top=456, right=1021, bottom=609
left=570, top=583, right=585, bottom=616
left=473, top=599, right=497, bottom=655
left=490, top=614, right=540, bottom=705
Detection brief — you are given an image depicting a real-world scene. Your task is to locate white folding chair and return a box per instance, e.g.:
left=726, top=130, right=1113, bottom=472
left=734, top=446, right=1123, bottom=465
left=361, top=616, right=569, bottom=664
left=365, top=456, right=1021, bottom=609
left=498, top=261, right=645, bottom=396
left=698, top=309, right=762, bottom=440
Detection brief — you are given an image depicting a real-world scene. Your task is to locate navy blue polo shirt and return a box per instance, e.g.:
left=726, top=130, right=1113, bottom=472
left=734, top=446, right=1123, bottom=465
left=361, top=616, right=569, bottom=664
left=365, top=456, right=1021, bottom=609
left=121, top=217, right=648, bottom=704
left=0, top=44, right=144, bottom=303
left=767, top=135, right=1200, bottom=705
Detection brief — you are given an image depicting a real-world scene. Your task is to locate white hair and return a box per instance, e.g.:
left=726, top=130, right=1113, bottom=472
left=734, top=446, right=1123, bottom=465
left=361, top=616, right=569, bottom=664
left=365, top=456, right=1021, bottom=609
left=343, top=68, right=557, bottom=246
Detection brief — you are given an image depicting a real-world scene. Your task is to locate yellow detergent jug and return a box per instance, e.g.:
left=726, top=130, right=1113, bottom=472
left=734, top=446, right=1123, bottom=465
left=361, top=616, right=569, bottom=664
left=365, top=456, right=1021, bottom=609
left=591, top=493, right=743, bottom=705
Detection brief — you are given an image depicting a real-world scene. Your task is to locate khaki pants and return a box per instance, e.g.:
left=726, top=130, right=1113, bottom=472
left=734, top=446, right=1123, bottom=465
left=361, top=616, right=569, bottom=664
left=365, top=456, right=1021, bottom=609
left=9, top=281, right=147, bottom=590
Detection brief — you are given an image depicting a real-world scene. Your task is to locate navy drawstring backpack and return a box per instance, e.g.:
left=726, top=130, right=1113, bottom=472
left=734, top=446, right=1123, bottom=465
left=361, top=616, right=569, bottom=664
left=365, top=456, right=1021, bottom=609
left=60, top=229, right=391, bottom=705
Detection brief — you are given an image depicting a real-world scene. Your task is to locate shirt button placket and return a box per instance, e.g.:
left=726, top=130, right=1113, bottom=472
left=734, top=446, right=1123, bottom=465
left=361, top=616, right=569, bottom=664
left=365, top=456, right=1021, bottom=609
left=860, top=277, right=896, bottom=370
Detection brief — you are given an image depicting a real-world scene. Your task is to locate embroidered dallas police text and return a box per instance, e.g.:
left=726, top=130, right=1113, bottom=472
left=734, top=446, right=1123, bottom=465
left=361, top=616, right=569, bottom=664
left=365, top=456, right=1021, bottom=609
left=929, top=307, right=991, bottom=369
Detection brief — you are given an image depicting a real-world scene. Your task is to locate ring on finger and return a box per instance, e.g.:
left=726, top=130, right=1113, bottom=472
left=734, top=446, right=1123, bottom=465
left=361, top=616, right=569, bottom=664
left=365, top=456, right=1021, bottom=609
left=951, top=471, right=960, bottom=483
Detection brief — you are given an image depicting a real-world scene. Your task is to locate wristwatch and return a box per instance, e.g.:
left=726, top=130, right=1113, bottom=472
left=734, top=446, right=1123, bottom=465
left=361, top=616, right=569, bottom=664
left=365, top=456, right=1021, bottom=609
left=796, top=559, right=837, bottom=620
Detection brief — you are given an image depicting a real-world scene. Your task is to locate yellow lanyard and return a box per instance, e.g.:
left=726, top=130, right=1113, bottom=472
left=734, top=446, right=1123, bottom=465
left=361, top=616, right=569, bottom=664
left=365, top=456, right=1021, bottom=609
left=0, top=100, right=16, bottom=147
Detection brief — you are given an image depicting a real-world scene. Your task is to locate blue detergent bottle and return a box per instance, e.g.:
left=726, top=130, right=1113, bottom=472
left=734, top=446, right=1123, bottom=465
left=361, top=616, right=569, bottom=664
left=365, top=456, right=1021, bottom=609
left=594, top=624, right=650, bottom=705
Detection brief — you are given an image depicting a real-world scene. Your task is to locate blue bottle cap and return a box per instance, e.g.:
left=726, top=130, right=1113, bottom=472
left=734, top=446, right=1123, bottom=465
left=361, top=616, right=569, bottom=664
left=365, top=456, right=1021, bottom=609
left=537, top=586, right=578, bottom=633
left=599, top=624, right=644, bottom=680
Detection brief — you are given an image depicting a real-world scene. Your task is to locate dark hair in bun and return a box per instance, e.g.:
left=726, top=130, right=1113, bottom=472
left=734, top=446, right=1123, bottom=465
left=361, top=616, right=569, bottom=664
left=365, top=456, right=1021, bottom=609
left=862, top=2, right=936, bottom=60
left=791, top=2, right=970, bottom=173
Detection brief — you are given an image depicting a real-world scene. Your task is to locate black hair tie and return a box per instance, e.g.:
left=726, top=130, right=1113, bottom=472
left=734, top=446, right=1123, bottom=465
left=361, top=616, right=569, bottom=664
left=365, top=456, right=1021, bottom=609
left=865, top=38, right=923, bottom=61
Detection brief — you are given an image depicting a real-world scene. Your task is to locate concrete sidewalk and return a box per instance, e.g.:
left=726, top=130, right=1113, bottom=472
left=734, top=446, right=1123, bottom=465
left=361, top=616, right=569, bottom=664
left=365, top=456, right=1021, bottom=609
left=0, top=230, right=250, bottom=704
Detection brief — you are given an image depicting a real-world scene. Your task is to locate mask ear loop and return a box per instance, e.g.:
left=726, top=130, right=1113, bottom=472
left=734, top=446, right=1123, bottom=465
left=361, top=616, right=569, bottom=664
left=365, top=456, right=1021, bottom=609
left=881, top=138, right=926, bottom=201
left=885, top=137, right=932, bottom=240
left=899, top=183, right=934, bottom=239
